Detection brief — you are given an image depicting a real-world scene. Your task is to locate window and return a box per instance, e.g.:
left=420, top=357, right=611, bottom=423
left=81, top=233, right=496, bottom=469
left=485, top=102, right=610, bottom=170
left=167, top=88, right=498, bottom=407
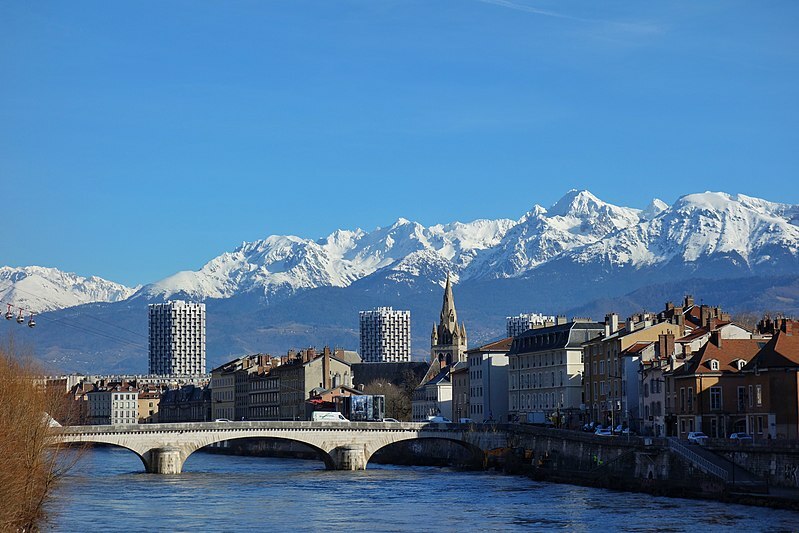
left=709, top=360, right=719, bottom=371
left=710, top=387, right=722, bottom=410
left=756, top=385, right=762, bottom=407
left=600, top=360, right=605, bottom=375
left=680, top=388, right=686, bottom=412
left=737, top=387, right=746, bottom=412
left=748, top=385, right=753, bottom=407
left=687, top=387, right=693, bottom=412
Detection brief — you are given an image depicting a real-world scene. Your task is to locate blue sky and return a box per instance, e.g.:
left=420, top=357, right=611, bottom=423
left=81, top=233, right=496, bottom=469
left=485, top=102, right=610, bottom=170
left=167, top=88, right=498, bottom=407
left=2, top=1, right=797, bottom=286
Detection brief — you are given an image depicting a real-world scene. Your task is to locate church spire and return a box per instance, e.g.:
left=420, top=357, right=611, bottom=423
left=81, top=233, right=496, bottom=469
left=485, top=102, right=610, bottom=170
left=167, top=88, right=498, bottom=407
left=439, top=273, right=457, bottom=328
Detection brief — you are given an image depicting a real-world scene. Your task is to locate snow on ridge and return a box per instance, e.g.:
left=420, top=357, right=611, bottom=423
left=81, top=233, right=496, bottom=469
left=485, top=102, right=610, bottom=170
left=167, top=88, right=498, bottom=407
left=568, top=191, right=799, bottom=269
left=11, top=190, right=799, bottom=310
left=0, top=266, right=137, bottom=313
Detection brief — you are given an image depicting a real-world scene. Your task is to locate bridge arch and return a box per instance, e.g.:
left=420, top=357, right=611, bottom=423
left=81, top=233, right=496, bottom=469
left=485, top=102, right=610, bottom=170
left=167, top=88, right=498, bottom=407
left=180, top=435, right=336, bottom=470
left=365, top=435, right=486, bottom=469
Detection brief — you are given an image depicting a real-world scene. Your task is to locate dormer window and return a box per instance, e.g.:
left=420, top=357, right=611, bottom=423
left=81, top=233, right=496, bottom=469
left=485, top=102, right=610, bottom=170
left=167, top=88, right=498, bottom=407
left=735, top=360, right=746, bottom=371
left=709, top=359, right=719, bottom=371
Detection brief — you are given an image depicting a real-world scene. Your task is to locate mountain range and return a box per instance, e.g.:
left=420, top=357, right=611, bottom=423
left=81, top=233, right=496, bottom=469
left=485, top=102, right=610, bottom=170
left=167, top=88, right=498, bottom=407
left=3, top=190, right=799, bottom=374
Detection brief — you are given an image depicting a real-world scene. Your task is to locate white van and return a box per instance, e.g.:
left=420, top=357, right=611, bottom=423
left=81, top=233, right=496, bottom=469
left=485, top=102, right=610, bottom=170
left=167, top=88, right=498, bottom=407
left=311, top=411, right=349, bottom=422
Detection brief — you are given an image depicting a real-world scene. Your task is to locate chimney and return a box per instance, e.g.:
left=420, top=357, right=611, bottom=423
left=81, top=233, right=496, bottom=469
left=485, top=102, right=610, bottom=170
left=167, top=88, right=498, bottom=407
left=322, top=346, right=331, bottom=390
left=783, top=319, right=794, bottom=336
left=684, top=295, right=694, bottom=308
left=700, top=305, right=710, bottom=328
left=665, top=301, right=675, bottom=312
left=556, top=315, right=567, bottom=326
left=658, top=333, right=675, bottom=359
left=626, top=317, right=636, bottom=333
left=605, top=313, right=619, bottom=334
left=682, top=344, right=692, bottom=358
left=710, top=330, right=722, bottom=348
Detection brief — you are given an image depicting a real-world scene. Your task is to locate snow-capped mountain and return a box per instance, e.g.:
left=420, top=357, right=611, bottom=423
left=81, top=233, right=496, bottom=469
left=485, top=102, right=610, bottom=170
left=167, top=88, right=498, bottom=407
left=6, top=190, right=799, bottom=316
left=134, top=217, right=515, bottom=301
left=0, top=266, right=138, bottom=314
left=463, top=190, right=642, bottom=279
left=566, top=192, right=799, bottom=273
left=9, top=189, right=799, bottom=374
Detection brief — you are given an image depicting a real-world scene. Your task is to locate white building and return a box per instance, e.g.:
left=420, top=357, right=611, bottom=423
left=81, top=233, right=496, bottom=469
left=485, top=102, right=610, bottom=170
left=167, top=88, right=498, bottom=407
left=359, top=307, right=411, bottom=362
left=87, top=388, right=139, bottom=425
left=506, top=313, right=556, bottom=338
left=467, top=338, right=512, bottom=423
left=149, top=300, right=206, bottom=376
left=508, top=320, right=604, bottom=427
left=412, top=365, right=455, bottom=421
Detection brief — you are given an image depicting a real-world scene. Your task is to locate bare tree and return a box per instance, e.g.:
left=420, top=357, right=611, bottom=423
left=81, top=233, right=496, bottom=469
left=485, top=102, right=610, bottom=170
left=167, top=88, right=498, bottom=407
left=363, top=379, right=412, bottom=421
left=0, top=342, right=81, bottom=531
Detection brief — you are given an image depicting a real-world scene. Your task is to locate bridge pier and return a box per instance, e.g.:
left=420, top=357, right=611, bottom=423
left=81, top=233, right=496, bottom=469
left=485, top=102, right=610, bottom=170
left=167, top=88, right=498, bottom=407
left=330, top=444, right=367, bottom=471
left=143, top=447, right=185, bottom=474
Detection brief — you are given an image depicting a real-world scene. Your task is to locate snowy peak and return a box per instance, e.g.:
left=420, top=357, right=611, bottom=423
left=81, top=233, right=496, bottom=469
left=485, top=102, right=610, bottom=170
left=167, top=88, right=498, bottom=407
left=464, top=190, right=642, bottom=279
left=0, top=266, right=137, bottom=313
left=642, top=198, right=669, bottom=220
left=548, top=189, right=604, bottom=217
left=12, top=190, right=799, bottom=312
left=568, top=191, right=799, bottom=270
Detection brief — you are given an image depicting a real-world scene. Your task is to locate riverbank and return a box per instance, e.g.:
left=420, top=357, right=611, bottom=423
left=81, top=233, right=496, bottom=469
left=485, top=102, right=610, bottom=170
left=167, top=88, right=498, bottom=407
left=198, top=424, right=799, bottom=511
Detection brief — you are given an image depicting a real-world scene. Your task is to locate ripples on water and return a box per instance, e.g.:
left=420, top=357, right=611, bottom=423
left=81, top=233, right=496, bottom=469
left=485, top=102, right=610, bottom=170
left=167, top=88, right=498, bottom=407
left=47, top=447, right=799, bottom=532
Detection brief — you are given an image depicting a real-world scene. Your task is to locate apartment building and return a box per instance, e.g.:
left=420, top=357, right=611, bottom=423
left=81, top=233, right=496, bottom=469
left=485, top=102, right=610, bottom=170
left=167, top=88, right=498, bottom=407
left=359, top=307, right=411, bottom=362
left=148, top=300, right=206, bottom=376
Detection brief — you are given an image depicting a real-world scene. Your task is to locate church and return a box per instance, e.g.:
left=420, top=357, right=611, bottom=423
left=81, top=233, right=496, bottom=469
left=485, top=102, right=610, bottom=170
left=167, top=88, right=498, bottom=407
left=412, top=274, right=468, bottom=421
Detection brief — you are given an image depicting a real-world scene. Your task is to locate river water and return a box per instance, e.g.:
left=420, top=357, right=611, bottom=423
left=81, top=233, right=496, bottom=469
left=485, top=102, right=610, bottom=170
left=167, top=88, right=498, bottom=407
left=47, top=447, right=799, bottom=531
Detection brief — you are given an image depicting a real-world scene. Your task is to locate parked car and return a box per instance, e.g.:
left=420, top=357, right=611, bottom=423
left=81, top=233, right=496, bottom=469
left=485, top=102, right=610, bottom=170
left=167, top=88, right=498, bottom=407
left=729, top=433, right=754, bottom=443
left=426, top=416, right=453, bottom=424
left=382, top=418, right=399, bottom=423
left=594, top=428, right=614, bottom=437
left=687, top=431, right=709, bottom=445
left=213, top=418, right=231, bottom=422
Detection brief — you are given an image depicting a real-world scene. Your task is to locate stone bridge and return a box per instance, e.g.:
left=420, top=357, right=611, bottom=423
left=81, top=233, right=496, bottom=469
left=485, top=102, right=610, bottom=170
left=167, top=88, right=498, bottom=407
left=55, top=421, right=508, bottom=474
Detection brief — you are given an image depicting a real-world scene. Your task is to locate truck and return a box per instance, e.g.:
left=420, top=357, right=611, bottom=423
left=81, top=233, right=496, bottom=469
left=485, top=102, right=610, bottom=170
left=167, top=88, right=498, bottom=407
left=311, top=411, right=349, bottom=422
left=341, top=395, right=385, bottom=422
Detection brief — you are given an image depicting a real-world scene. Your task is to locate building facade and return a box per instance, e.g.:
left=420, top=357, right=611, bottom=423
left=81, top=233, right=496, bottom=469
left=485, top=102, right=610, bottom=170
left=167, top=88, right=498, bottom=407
left=271, top=347, right=354, bottom=420
left=509, top=320, right=604, bottom=427
left=740, top=318, right=799, bottom=439
left=87, top=387, right=139, bottom=425
left=451, top=364, right=470, bottom=423
left=506, top=313, right=556, bottom=338
left=148, top=300, right=206, bottom=376
left=669, top=333, right=762, bottom=438
left=159, top=385, right=212, bottom=423
left=359, top=307, right=411, bottom=362
left=467, top=338, right=512, bottom=423
left=583, top=312, right=683, bottom=430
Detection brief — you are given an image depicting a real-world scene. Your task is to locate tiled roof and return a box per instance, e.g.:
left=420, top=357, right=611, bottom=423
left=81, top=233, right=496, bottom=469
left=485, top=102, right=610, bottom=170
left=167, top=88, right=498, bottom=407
left=743, top=329, right=799, bottom=370
left=622, top=341, right=653, bottom=355
left=466, top=337, right=513, bottom=353
left=674, top=338, right=762, bottom=376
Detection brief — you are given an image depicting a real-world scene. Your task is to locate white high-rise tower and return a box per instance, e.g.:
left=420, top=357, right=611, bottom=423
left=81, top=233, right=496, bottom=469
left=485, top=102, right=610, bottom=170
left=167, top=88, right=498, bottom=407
left=359, top=307, right=411, bottom=362
left=148, top=300, right=206, bottom=375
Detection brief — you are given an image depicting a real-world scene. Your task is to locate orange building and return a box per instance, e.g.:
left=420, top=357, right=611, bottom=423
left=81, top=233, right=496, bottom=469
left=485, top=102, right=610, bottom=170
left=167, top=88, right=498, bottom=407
left=669, top=333, right=763, bottom=438
left=741, top=319, right=799, bottom=439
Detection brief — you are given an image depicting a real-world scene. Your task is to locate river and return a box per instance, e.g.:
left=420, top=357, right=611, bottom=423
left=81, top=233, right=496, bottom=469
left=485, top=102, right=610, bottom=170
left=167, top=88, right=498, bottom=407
left=47, top=447, right=799, bottom=531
